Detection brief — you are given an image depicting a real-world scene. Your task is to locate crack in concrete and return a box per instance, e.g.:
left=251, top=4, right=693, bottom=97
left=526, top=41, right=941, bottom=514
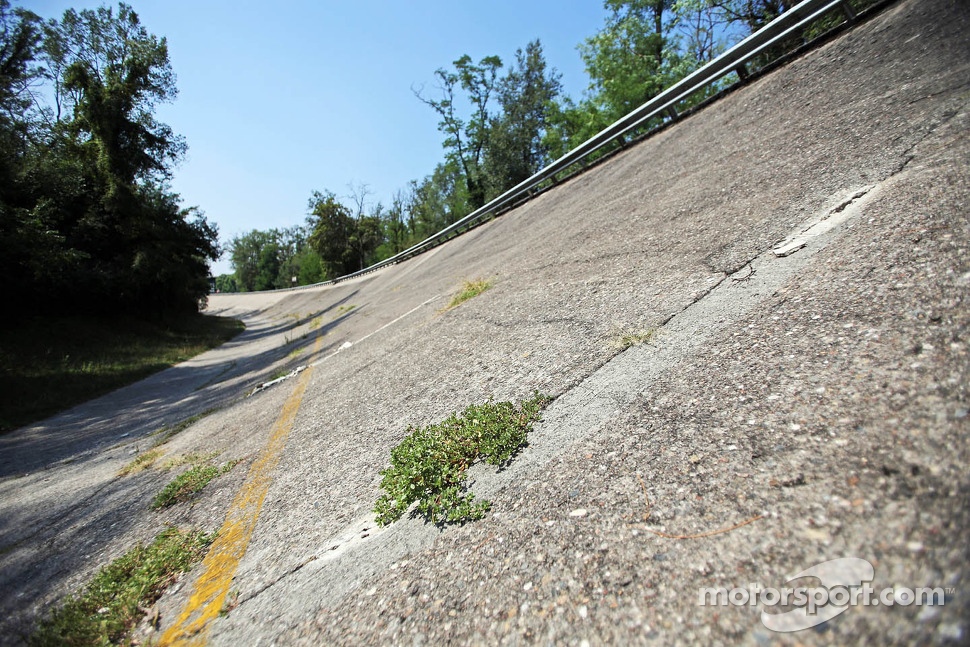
left=657, top=274, right=729, bottom=328
left=905, top=80, right=970, bottom=106
left=894, top=100, right=966, bottom=174
left=204, top=177, right=890, bottom=643
left=238, top=555, right=319, bottom=607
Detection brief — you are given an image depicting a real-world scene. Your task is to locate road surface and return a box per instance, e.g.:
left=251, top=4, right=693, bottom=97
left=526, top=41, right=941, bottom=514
left=1, top=0, right=967, bottom=644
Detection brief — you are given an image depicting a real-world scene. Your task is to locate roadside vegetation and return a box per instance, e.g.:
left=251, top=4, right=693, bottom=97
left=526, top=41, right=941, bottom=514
left=2, top=3, right=221, bottom=319
left=0, top=315, right=243, bottom=433
left=27, top=528, right=213, bottom=646
left=374, top=393, right=551, bottom=526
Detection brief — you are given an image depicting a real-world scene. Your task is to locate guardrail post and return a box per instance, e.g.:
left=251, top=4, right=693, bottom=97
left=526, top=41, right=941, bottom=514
left=735, top=63, right=749, bottom=80
left=838, top=0, right=857, bottom=21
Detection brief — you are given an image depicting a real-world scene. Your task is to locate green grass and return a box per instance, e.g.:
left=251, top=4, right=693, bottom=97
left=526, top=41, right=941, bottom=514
left=374, top=393, right=551, bottom=526
left=445, top=278, right=493, bottom=310
left=0, top=314, right=244, bottom=434
left=151, top=460, right=240, bottom=509
left=28, top=527, right=213, bottom=646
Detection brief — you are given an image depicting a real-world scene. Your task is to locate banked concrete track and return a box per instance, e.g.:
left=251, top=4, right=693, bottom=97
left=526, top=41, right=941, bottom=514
left=1, top=0, right=968, bottom=644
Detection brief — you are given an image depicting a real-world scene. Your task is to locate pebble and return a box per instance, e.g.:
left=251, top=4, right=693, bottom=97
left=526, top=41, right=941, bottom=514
left=916, top=606, right=940, bottom=622
left=569, top=508, right=587, bottom=517
left=937, top=623, right=964, bottom=641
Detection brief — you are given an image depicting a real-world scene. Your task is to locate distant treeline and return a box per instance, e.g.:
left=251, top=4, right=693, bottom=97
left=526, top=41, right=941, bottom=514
left=0, top=1, right=872, bottom=305
left=221, top=0, right=880, bottom=293
left=0, top=2, right=217, bottom=318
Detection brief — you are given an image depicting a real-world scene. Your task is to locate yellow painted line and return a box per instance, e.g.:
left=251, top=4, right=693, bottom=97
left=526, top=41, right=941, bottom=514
left=160, top=335, right=324, bottom=646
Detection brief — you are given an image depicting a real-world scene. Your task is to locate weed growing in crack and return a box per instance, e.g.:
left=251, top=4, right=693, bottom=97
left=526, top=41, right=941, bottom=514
left=28, top=528, right=213, bottom=646
left=374, top=392, right=551, bottom=526
left=444, top=278, right=492, bottom=310
left=219, top=590, right=241, bottom=617
left=152, top=459, right=240, bottom=509
left=611, top=328, right=656, bottom=351
left=329, top=304, right=357, bottom=322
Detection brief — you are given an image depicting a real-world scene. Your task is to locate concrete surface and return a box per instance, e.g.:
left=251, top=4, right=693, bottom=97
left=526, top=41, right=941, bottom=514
left=0, top=0, right=967, bottom=644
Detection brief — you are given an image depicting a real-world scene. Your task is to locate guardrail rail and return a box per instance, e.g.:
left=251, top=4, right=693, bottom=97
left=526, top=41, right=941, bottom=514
left=246, top=0, right=884, bottom=293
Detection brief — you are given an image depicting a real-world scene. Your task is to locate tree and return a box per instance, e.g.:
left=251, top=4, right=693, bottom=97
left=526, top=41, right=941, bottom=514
left=373, top=188, right=411, bottom=259
left=214, top=273, right=238, bottom=293
left=58, top=5, right=183, bottom=212
left=675, top=0, right=729, bottom=66
left=706, top=0, right=794, bottom=32
left=293, top=247, right=325, bottom=285
left=416, top=54, right=502, bottom=210
left=227, top=226, right=314, bottom=291
left=226, top=225, right=329, bottom=291
left=45, top=3, right=218, bottom=315
left=0, top=0, right=41, bottom=161
left=228, top=229, right=273, bottom=292
left=0, top=2, right=217, bottom=317
left=580, top=0, right=684, bottom=122
left=484, top=40, right=561, bottom=197
left=124, top=194, right=219, bottom=314
left=344, top=183, right=385, bottom=272
left=542, top=95, right=613, bottom=162
left=0, top=2, right=61, bottom=312
left=307, top=190, right=356, bottom=278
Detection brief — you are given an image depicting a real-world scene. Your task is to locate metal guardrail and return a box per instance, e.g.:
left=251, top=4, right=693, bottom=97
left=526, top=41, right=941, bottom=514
left=255, top=0, right=863, bottom=293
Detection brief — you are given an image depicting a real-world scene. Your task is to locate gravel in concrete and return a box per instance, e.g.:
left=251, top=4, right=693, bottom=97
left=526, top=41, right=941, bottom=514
left=0, top=0, right=967, bottom=644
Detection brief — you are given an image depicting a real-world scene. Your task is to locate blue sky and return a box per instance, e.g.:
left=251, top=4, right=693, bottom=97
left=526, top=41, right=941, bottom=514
left=27, top=1, right=608, bottom=275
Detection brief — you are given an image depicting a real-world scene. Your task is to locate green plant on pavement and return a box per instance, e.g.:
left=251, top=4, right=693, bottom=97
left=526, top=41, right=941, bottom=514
left=28, top=528, right=213, bottom=646
left=374, top=392, right=551, bottom=526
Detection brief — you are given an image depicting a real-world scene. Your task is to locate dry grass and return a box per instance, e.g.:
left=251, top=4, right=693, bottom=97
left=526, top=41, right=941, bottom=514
left=610, top=328, right=656, bottom=351
left=444, top=278, right=493, bottom=311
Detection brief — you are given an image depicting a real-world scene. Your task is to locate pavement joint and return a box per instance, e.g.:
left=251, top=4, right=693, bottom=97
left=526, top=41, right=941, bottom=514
left=203, top=180, right=882, bottom=641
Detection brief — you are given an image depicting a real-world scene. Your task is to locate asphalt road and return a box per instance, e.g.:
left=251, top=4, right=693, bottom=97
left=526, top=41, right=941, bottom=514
left=1, top=0, right=967, bottom=644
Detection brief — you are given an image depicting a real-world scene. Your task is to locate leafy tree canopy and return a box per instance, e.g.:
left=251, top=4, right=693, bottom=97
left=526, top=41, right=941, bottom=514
left=0, top=1, right=217, bottom=319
